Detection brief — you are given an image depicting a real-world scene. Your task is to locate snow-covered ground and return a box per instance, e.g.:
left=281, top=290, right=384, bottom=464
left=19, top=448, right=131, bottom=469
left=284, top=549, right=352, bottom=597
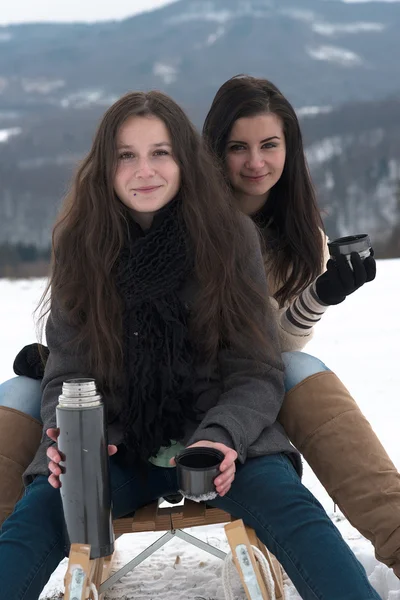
left=1, top=259, right=400, bottom=599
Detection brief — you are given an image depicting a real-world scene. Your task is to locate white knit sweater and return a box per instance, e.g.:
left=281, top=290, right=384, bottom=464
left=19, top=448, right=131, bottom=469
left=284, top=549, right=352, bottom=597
left=265, top=234, right=331, bottom=352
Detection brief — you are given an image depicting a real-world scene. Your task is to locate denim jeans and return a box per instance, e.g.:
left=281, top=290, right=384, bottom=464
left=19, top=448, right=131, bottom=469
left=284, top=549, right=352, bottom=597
left=0, top=453, right=381, bottom=600
left=0, top=351, right=331, bottom=422
left=282, top=351, right=330, bottom=392
left=0, top=375, right=42, bottom=421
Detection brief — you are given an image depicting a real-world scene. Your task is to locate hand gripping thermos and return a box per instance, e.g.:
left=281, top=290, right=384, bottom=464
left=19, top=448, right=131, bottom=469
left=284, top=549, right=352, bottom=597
left=56, top=378, right=114, bottom=559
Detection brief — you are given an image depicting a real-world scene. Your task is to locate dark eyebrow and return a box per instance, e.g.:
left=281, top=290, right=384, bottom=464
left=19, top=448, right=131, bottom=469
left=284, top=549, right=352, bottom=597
left=117, top=142, right=172, bottom=150
left=228, top=136, right=280, bottom=145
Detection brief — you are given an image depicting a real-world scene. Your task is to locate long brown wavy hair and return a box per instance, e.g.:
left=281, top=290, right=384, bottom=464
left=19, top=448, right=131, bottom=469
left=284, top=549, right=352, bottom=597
left=39, top=91, right=271, bottom=395
left=203, top=75, right=325, bottom=307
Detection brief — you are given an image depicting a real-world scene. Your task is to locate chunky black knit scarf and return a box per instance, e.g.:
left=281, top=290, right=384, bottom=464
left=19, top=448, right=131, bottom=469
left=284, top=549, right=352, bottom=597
left=116, top=201, right=197, bottom=463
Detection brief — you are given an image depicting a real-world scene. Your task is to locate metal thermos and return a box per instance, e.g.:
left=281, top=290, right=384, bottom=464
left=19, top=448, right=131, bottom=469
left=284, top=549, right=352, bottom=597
left=56, top=378, right=114, bottom=559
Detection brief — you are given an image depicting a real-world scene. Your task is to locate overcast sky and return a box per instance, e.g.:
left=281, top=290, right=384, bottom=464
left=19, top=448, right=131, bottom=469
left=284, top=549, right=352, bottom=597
left=0, top=0, right=179, bottom=26
left=1, top=0, right=400, bottom=26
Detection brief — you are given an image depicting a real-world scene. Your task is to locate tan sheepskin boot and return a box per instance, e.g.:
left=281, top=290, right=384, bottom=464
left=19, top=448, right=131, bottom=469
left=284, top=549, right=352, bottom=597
left=0, top=406, right=42, bottom=526
left=278, top=370, right=400, bottom=577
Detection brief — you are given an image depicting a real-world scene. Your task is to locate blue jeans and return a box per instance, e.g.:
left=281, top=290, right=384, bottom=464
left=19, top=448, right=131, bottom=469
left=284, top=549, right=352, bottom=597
left=0, top=352, right=330, bottom=423
left=282, top=351, right=330, bottom=392
left=0, top=376, right=42, bottom=421
left=0, top=453, right=380, bottom=600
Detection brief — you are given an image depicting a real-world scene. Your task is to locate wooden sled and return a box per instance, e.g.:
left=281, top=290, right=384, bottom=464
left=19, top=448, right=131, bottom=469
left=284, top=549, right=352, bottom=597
left=63, top=498, right=285, bottom=600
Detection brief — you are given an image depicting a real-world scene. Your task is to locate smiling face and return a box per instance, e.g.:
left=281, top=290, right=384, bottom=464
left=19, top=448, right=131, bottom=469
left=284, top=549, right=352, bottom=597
left=225, top=112, right=286, bottom=215
left=114, top=114, right=181, bottom=229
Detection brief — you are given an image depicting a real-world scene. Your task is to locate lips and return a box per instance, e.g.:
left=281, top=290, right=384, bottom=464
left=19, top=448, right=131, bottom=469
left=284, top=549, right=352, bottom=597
left=242, top=174, right=268, bottom=182
left=134, top=186, right=162, bottom=193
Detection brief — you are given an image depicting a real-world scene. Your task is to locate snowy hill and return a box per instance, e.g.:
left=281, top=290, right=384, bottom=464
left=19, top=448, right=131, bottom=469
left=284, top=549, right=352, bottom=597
left=2, top=0, right=400, bottom=109
left=1, top=0, right=400, bottom=255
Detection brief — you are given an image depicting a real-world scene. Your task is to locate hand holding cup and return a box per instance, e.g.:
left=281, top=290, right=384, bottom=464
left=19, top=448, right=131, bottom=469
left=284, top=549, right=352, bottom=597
left=170, top=440, right=237, bottom=499
left=316, top=234, right=376, bottom=305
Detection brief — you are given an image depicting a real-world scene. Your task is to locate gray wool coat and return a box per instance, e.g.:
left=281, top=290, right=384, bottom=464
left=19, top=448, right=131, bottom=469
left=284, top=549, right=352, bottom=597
left=24, top=216, right=301, bottom=484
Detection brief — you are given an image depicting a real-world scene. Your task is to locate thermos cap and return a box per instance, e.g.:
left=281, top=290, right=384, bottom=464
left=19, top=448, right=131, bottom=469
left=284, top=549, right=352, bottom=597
left=58, top=378, right=102, bottom=408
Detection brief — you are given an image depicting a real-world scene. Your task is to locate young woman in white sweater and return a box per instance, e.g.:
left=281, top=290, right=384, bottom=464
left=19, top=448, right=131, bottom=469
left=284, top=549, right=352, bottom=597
left=202, top=74, right=400, bottom=576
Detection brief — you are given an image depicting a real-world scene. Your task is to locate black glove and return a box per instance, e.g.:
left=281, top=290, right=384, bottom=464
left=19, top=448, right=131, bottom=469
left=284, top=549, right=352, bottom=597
left=315, top=251, right=376, bottom=306
left=13, top=343, right=49, bottom=380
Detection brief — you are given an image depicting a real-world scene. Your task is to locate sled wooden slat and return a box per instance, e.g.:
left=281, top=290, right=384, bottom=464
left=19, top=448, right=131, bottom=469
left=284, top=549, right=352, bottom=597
left=131, top=500, right=159, bottom=530
left=182, top=498, right=206, bottom=519
left=113, top=501, right=233, bottom=534
left=225, top=519, right=271, bottom=600
left=101, top=553, right=114, bottom=584
left=244, top=524, right=284, bottom=600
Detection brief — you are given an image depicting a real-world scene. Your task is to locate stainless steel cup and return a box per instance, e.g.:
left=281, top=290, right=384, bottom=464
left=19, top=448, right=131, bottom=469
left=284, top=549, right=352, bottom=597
left=175, top=447, right=224, bottom=502
left=328, top=234, right=371, bottom=269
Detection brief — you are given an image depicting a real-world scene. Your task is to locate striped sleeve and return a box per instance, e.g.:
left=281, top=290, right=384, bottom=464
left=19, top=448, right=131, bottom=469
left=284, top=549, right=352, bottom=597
left=280, top=279, right=329, bottom=336
left=267, top=229, right=331, bottom=351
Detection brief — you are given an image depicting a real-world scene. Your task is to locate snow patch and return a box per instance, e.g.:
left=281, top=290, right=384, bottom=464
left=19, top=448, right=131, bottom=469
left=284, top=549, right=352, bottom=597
left=153, top=63, right=178, bottom=85
left=21, top=78, right=65, bottom=94
left=296, top=105, right=333, bottom=117
left=279, top=8, right=316, bottom=23
left=279, top=8, right=385, bottom=37
left=205, top=25, right=225, bottom=46
left=359, top=127, right=385, bottom=147
left=306, top=135, right=346, bottom=166
left=168, top=9, right=232, bottom=25
left=307, top=45, right=362, bottom=66
left=0, top=127, right=21, bottom=143
left=179, top=490, right=218, bottom=502
left=0, top=77, right=8, bottom=94
left=313, top=21, right=385, bottom=36
left=167, top=0, right=273, bottom=25
left=374, top=160, right=400, bottom=225
left=0, top=31, right=12, bottom=42
left=18, top=154, right=80, bottom=169
left=307, top=129, right=387, bottom=170
left=324, top=171, right=335, bottom=190
left=388, top=158, right=400, bottom=180
left=60, top=90, right=117, bottom=109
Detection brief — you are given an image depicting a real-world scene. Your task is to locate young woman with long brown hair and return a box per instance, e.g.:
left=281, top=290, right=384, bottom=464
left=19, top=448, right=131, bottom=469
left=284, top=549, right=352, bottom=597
left=202, top=74, right=400, bottom=576
left=0, top=90, right=382, bottom=600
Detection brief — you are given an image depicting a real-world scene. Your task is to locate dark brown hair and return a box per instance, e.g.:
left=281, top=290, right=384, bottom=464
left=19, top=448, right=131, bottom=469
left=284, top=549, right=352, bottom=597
left=39, top=91, right=271, bottom=393
left=203, top=75, right=325, bottom=307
